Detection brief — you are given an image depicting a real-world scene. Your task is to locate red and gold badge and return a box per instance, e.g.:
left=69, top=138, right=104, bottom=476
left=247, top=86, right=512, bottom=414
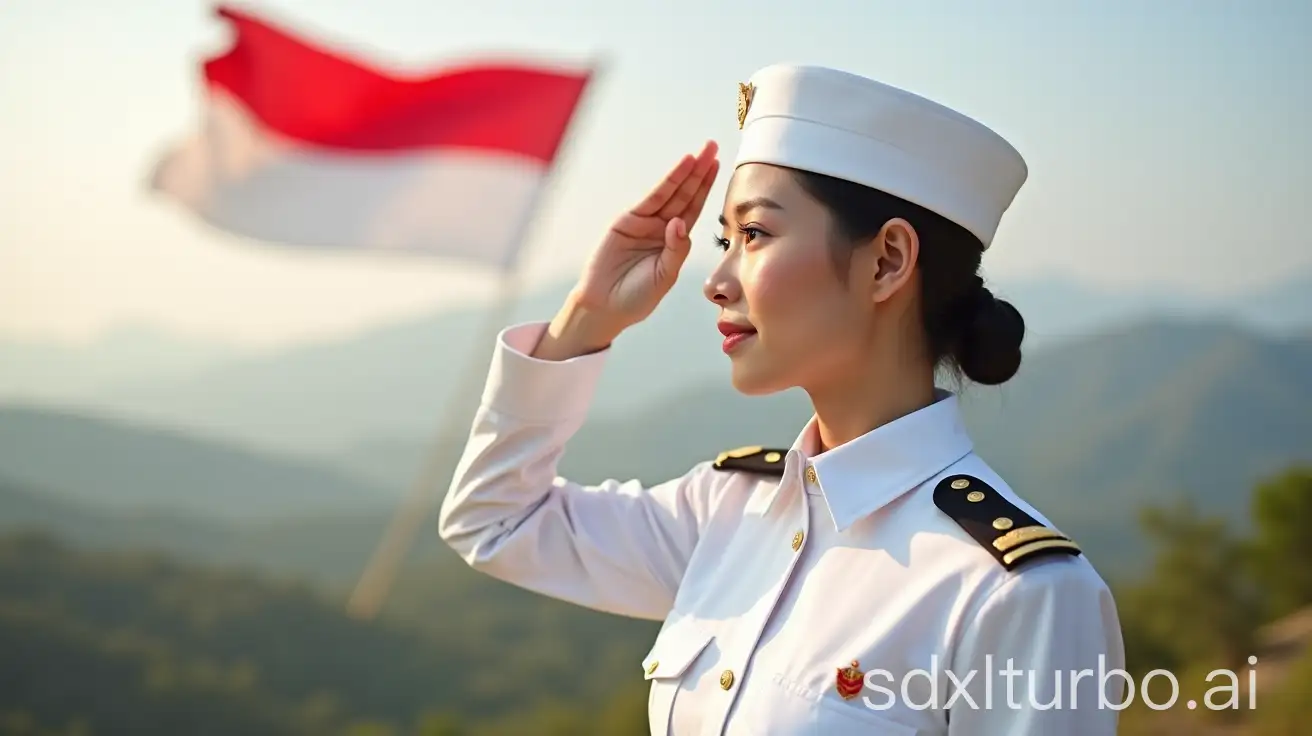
left=835, top=659, right=864, bottom=700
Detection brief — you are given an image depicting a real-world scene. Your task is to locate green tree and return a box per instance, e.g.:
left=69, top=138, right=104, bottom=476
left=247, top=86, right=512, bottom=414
left=1252, top=644, right=1312, bottom=736
left=413, top=712, right=466, bottom=736
left=592, top=680, right=650, bottom=735
left=1113, top=582, right=1188, bottom=676
left=1248, top=466, right=1312, bottom=620
left=1126, top=499, right=1262, bottom=671
left=340, top=721, right=396, bottom=736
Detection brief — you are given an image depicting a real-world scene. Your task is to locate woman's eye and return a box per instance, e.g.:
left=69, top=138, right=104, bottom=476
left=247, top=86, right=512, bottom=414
left=714, top=227, right=766, bottom=251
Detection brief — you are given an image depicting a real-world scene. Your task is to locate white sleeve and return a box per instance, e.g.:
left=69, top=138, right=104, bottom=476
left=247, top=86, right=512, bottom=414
left=437, top=322, right=723, bottom=621
left=946, top=559, right=1127, bottom=735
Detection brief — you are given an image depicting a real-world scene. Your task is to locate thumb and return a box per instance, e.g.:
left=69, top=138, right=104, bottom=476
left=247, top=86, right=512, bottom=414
left=656, top=217, right=692, bottom=285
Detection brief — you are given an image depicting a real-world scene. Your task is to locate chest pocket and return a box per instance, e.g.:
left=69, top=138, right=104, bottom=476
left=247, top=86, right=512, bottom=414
left=742, top=669, right=925, bottom=735
left=641, top=617, right=715, bottom=736
left=810, top=697, right=921, bottom=735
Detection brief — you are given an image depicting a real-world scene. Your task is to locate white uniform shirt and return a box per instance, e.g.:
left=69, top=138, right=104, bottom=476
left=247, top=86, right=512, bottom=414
left=439, top=323, right=1126, bottom=735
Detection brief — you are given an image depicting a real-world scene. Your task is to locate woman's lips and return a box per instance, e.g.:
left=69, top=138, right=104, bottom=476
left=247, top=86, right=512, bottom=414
left=718, top=321, right=757, bottom=354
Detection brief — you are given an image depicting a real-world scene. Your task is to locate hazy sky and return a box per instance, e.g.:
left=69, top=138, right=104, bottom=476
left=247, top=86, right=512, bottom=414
left=2, top=0, right=1308, bottom=348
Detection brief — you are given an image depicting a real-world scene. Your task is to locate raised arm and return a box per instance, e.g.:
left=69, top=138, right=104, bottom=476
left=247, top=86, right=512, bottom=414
left=439, top=320, right=725, bottom=620
left=439, top=141, right=724, bottom=621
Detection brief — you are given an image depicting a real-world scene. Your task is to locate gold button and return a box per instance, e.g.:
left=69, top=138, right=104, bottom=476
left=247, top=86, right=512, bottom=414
left=950, top=478, right=970, bottom=490
left=791, top=531, right=804, bottom=551
left=764, top=451, right=782, bottom=463
left=647, top=661, right=658, bottom=674
left=805, top=466, right=818, bottom=484
left=993, top=517, right=1013, bottom=530
left=966, top=491, right=985, bottom=503
left=720, top=669, right=735, bottom=689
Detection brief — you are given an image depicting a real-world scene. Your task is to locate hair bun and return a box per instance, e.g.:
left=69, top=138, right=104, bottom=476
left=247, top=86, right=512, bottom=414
left=954, top=287, right=1024, bottom=385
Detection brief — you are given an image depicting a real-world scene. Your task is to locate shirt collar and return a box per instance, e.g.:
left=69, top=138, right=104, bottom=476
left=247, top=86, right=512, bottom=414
left=785, top=389, right=974, bottom=533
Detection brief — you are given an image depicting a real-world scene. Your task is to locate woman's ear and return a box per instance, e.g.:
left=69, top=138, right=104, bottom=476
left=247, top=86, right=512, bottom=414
left=868, top=218, right=920, bottom=304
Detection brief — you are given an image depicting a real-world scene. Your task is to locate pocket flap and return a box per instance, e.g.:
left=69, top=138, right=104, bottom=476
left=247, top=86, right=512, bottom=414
left=641, top=617, right=714, bottom=680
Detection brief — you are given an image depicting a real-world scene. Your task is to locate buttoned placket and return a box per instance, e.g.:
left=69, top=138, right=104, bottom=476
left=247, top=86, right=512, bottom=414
left=701, top=456, right=816, bottom=736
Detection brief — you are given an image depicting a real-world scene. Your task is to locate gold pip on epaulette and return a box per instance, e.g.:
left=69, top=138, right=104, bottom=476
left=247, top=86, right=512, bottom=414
left=712, top=446, right=787, bottom=477
left=933, top=474, right=1082, bottom=571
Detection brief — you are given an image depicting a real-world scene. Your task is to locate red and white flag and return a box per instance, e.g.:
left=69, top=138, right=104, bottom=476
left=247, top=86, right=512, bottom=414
left=151, top=6, right=595, bottom=270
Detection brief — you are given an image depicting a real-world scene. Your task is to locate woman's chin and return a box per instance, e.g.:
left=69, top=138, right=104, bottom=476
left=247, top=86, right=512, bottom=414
left=728, top=360, right=787, bottom=396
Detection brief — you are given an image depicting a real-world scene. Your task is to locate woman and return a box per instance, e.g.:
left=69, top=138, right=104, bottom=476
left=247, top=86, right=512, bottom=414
left=439, top=64, right=1124, bottom=735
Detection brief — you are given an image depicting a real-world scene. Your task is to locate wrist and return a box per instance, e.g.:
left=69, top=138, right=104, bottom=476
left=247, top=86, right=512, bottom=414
left=532, top=292, right=624, bottom=361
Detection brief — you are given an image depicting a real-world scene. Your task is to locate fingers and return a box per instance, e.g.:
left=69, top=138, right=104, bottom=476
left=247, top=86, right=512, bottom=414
left=679, top=158, right=721, bottom=225
left=632, top=155, right=695, bottom=218
left=657, top=141, right=719, bottom=220
left=632, top=140, right=718, bottom=218
left=656, top=217, right=692, bottom=286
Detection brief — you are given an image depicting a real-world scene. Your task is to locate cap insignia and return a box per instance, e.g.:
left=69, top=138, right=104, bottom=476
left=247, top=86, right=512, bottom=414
left=737, top=82, right=755, bottom=129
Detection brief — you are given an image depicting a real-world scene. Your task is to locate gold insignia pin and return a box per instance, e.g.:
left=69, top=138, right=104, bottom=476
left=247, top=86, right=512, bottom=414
left=993, top=526, right=1067, bottom=552
left=1002, top=538, right=1082, bottom=567
left=715, top=445, right=762, bottom=466
left=737, top=82, right=755, bottom=129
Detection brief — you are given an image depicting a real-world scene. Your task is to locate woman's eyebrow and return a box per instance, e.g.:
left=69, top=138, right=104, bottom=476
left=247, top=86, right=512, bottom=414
left=718, top=197, right=784, bottom=226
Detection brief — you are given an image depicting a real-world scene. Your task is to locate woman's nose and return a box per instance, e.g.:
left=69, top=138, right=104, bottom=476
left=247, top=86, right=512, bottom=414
left=703, top=267, right=740, bottom=305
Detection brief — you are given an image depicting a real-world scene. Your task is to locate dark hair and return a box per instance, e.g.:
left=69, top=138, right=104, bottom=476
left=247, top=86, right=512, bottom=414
left=790, top=169, right=1025, bottom=386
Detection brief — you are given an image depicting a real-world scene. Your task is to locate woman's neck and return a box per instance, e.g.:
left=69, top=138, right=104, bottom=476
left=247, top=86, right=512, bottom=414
left=807, top=349, right=937, bottom=453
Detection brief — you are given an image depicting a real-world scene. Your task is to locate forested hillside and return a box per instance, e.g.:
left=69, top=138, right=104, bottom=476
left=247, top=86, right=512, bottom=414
left=2, top=319, right=1310, bottom=734
left=0, top=532, right=654, bottom=736
left=3, top=467, right=1310, bottom=735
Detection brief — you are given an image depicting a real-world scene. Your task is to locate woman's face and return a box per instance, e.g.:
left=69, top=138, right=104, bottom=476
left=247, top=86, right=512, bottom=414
left=703, top=163, right=876, bottom=395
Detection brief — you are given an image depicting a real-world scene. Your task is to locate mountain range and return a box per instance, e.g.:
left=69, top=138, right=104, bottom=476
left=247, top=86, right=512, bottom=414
left=2, top=318, right=1308, bottom=733
left=0, top=324, right=236, bottom=403
left=335, top=319, right=1312, bottom=576
left=0, top=407, right=393, bottom=522
left=2, top=269, right=1310, bottom=457
left=0, top=471, right=437, bottom=586
left=2, top=317, right=1309, bottom=579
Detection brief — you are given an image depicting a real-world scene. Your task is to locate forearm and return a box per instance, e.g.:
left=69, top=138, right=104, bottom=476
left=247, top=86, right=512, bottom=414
left=438, top=320, right=709, bottom=620
left=531, top=291, right=626, bottom=362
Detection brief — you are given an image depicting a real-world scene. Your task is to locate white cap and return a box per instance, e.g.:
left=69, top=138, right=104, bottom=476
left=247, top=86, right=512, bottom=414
left=732, top=64, right=1027, bottom=249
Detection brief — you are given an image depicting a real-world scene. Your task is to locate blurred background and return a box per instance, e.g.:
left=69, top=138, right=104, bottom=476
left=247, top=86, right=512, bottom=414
left=2, top=0, right=1310, bottom=734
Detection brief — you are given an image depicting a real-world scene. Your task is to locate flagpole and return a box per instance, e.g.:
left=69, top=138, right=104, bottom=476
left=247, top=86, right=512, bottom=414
left=345, top=58, right=605, bottom=620
left=345, top=263, right=523, bottom=621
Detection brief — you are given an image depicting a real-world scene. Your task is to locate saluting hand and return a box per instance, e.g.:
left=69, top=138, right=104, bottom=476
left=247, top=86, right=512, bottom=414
left=538, top=141, right=721, bottom=359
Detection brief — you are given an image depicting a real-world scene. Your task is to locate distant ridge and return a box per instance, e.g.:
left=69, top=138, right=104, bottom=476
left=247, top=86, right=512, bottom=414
left=335, top=318, right=1312, bottom=577
left=0, top=474, right=435, bottom=585
left=2, top=270, right=1309, bottom=455
left=0, top=406, right=394, bottom=522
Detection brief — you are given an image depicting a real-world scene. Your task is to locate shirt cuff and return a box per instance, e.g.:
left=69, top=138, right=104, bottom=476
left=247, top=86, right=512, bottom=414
left=479, top=321, right=611, bottom=423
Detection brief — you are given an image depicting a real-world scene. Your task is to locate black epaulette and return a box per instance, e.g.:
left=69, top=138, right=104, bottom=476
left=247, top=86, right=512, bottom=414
left=933, top=474, right=1082, bottom=571
left=711, top=446, right=787, bottom=477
